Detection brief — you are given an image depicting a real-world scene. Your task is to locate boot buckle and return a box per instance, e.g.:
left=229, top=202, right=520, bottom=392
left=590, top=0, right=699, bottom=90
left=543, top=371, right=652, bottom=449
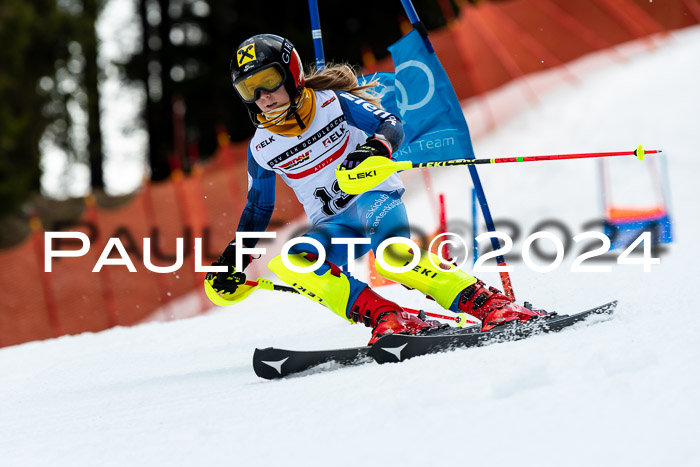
left=351, top=306, right=360, bottom=324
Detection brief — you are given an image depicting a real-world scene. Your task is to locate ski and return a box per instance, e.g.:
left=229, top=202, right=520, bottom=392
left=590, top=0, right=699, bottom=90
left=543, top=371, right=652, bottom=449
left=252, top=301, right=617, bottom=378
left=252, top=345, right=371, bottom=380
left=368, top=301, right=618, bottom=364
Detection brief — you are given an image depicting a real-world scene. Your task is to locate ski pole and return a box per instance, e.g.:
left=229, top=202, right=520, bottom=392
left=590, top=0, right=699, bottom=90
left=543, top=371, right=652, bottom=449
left=244, top=279, right=298, bottom=294
left=336, top=145, right=658, bottom=195
left=205, top=278, right=477, bottom=327
left=204, top=278, right=294, bottom=307
left=408, top=309, right=477, bottom=327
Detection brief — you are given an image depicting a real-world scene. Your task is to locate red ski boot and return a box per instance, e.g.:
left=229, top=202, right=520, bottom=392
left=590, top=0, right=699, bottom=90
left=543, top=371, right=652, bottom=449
left=456, top=280, right=547, bottom=332
left=350, top=287, right=445, bottom=345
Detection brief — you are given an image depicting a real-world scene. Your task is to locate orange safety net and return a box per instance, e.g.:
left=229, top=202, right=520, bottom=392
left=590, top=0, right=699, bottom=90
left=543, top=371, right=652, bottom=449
left=0, top=141, right=304, bottom=347
left=367, top=0, right=698, bottom=101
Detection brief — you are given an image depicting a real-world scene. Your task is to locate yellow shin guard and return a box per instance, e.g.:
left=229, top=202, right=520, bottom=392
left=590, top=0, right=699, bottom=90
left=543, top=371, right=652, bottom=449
left=268, top=253, right=353, bottom=322
left=374, top=244, right=476, bottom=309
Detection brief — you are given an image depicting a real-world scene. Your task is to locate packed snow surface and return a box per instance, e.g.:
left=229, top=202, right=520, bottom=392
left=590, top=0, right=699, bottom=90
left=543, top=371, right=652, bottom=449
left=3, top=27, right=700, bottom=467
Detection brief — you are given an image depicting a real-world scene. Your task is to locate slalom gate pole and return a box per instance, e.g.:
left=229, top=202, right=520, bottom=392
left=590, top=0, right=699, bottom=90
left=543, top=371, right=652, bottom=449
left=307, top=0, right=325, bottom=70
left=337, top=0, right=510, bottom=298
left=470, top=165, right=515, bottom=300
left=400, top=0, right=421, bottom=24
left=398, top=0, right=516, bottom=299
left=472, top=187, right=478, bottom=266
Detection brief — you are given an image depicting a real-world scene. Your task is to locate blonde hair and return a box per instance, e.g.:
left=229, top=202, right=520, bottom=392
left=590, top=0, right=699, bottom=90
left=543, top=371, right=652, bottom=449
left=304, top=63, right=382, bottom=108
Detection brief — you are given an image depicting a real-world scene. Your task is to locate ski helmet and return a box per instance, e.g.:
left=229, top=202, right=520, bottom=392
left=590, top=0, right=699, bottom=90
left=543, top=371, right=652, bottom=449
left=230, top=34, right=305, bottom=115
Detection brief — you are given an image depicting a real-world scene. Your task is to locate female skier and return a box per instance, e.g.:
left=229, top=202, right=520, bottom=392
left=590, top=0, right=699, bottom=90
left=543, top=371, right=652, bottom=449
left=207, top=34, right=542, bottom=344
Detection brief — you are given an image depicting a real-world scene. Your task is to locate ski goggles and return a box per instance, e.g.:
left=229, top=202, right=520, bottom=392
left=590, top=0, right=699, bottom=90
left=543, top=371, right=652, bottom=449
left=233, top=64, right=286, bottom=103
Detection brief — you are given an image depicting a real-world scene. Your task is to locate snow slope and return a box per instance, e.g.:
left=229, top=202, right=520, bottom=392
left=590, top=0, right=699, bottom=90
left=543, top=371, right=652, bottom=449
left=3, top=27, right=700, bottom=467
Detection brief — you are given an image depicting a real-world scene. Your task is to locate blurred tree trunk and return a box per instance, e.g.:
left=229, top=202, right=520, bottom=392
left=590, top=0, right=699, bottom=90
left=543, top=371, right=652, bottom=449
left=137, top=0, right=159, bottom=180
left=137, top=0, right=173, bottom=182
left=83, top=0, right=104, bottom=189
left=0, top=0, right=72, bottom=219
left=155, top=0, right=175, bottom=180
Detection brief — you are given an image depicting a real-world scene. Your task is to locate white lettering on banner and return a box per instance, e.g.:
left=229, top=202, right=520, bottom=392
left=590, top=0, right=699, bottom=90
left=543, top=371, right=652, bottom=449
left=395, top=145, right=413, bottom=158
left=417, top=136, right=455, bottom=151
left=395, top=136, right=455, bottom=158
left=394, top=60, right=435, bottom=117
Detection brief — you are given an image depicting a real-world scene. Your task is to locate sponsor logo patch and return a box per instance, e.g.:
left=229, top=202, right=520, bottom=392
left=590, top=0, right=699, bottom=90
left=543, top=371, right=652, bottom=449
left=255, top=135, right=275, bottom=151
left=237, top=44, right=256, bottom=66
left=279, top=151, right=310, bottom=170
left=321, top=96, right=336, bottom=108
left=267, top=116, right=346, bottom=167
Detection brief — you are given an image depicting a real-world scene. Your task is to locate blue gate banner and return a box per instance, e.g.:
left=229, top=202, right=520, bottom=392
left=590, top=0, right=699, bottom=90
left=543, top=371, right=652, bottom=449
left=363, top=29, right=476, bottom=162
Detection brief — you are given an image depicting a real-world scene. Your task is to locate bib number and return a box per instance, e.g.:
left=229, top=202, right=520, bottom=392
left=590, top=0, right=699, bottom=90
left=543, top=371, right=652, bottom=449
left=314, top=180, right=355, bottom=216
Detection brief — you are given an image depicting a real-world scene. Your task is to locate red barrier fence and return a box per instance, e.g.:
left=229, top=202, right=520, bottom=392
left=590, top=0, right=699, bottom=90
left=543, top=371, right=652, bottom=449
left=1, top=0, right=697, bottom=348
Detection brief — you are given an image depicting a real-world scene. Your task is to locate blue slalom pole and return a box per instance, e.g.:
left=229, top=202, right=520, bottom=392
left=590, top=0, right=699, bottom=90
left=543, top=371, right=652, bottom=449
left=308, top=0, right=325, bottom=70
left=398, top=0, right=515, bottom=299
left=400, top=0, right=421, bottom=25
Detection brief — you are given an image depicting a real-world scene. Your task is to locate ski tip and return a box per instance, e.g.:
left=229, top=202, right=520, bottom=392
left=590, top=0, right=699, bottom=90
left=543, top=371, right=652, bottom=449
left=597, top=300, right=618, bottom=315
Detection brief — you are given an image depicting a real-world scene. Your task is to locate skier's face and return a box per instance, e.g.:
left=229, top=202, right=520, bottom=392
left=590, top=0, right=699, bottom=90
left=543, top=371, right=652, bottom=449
left=255, top=86, right=290, bottom=112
